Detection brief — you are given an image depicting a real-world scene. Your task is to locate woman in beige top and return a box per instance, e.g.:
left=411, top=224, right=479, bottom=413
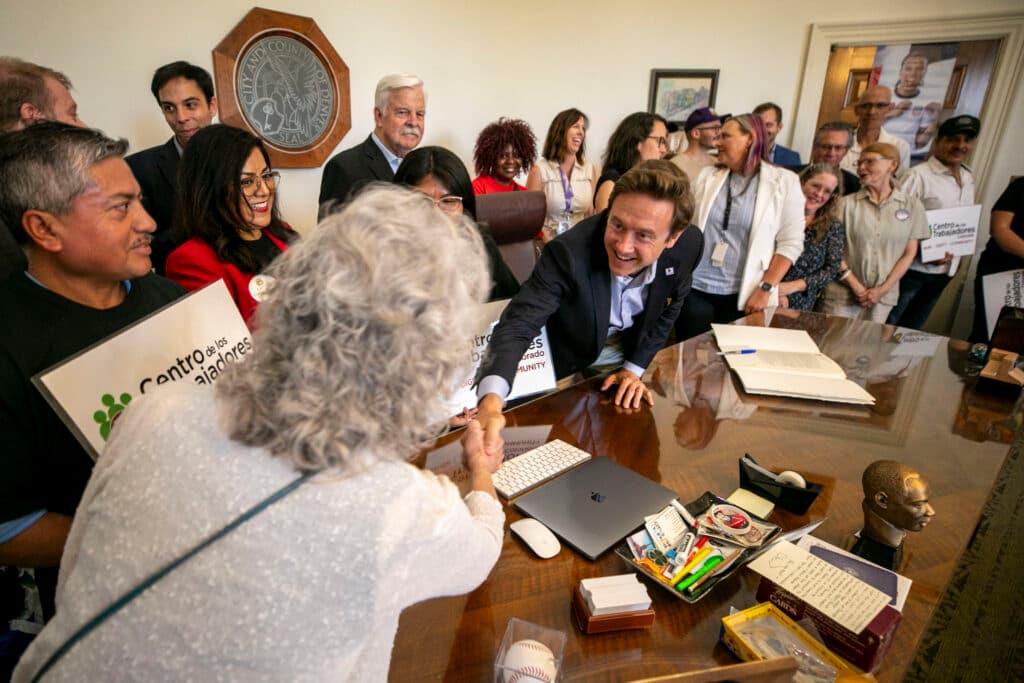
left=821, top=142, right=929, bottom=322
left=527, top=108, right=598, bottom=243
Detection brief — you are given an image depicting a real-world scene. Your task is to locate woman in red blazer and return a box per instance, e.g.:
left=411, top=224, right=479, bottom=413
left=166, top=125, right=297, bottom=323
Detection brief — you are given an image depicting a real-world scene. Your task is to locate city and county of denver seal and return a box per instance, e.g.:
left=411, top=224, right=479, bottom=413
left=237, top=34, right=335, bottom=149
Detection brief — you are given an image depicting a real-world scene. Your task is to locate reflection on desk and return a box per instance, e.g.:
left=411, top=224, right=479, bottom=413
left=398, top=311, right=1019, bottom=682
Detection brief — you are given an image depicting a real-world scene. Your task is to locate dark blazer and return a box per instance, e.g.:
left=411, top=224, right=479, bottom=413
left=318, top=134, right=394, bottom=217
left=771, top=144, right=801, bottom=167
left=785, top=163, right=861, bottom=196
left=0, top=218, right=27, bottom=280
left=479, top=211, right=704, bottom=385
left=126, top=137, right=180, bottom=274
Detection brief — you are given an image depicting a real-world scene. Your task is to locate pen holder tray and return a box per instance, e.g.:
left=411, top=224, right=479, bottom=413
left=614, top=492, right=780, bottom=604
left=740, top=455, right=823, bottom=515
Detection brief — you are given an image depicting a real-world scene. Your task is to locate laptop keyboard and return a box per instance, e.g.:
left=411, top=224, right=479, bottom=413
left=493, top=439, right=593, bottom=499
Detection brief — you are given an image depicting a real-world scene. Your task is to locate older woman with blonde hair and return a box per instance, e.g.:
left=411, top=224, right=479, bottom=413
left=820, top=142, right=929, bottom=322
left=14, top=187, right=506, bottom=682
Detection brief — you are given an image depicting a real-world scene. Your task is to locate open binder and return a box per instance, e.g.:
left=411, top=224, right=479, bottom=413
left=712, top=324, right=875, bottom=405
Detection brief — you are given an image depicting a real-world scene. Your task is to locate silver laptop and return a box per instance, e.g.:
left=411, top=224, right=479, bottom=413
left=513, top=457, right=679, bottom=560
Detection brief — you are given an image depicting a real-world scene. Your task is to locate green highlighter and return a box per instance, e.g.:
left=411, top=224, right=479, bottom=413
left=675, top=554, right=724, bottom=593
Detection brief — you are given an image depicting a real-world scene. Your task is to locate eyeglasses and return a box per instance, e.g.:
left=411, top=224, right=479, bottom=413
left=646, top=136, right=669, bottom=149
left=856, top=102, right=891, bottom=110
left=856, top=156, right=893, bottom=166
left=695, top=124, right=722, bottom=133
left=240, top=171, right=280, bottom=195
left=814, top=143, right=849, bottom=152
left=426, top=195, right=463, bottom=214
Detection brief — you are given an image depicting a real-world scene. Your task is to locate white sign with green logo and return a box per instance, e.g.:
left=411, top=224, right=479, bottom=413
left=33, top=280, right=251, bottom=459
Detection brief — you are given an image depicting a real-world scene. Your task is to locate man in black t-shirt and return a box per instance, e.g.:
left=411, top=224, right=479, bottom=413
left=0, top=123, right=185, bottom=661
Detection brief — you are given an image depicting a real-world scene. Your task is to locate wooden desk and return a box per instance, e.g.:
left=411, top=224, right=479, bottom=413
left=392, top=311, right=1020, bottom=682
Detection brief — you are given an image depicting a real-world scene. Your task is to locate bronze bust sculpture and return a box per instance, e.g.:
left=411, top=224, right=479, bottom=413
left=851, top=460, right=935, bottom=569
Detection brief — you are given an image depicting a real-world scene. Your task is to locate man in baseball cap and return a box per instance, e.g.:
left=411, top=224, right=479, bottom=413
left=887, top=114, right=981, bottom=329
left=672, top=107, right=730, bottom=182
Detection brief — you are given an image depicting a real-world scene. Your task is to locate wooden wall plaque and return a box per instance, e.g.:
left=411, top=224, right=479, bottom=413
left=213, top=7, right=350, bottom=168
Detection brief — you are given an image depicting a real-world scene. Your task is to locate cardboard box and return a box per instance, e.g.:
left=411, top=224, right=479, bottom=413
left=721, top=602, right=858, bottom=677
left=756, top=578, right=901, bottom=672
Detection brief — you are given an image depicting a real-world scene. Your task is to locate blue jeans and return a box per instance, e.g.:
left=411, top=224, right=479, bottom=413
left=886, top=270, right=950, bottom=329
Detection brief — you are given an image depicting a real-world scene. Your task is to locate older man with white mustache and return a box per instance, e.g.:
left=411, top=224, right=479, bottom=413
left=318, top=73, right=426, bottom=215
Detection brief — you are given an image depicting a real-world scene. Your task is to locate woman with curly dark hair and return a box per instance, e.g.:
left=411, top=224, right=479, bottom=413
left=594, top=112, right=669, bottom=212
left=471, top=118, right=537, bottom=195
left=526, top=108, right=598, bottom=243
left=166, top=124, right=297, bottom=323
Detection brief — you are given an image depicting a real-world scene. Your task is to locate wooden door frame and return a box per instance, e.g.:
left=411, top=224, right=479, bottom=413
left=791, top=12, right=1024, bottom=198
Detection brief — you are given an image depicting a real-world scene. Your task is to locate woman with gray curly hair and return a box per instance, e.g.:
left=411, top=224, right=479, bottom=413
left=14, top=186, right=507, bottom=682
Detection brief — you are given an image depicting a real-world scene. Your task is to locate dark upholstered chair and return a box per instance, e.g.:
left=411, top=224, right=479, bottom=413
left=475, top=190, right=545, bottom=284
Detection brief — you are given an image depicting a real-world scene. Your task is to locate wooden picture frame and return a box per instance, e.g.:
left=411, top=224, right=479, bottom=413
left=648, top=69, right=719, bottom=126
left=213, top=8, right=351, bottom=168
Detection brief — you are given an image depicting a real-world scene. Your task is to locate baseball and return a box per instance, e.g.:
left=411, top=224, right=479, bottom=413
left=502, top=638, right=557, bottom=683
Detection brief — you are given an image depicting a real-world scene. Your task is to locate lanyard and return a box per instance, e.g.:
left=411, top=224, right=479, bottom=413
left=559, top=166, right=574, bottom=214
left=721, top=172, right=733, bottom=232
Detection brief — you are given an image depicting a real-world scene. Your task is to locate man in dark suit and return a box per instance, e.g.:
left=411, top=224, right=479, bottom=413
left=475, top=160, right=704, bottom=446
left=126, top=61, right=217, bottom=274
left=754, top=102, right=801, bottom=166
left=786, top=121, right=861, bottom=196
left=318, top=73, right=424, bottom=216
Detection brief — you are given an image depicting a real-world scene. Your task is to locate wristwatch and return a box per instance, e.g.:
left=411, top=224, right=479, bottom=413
left=759, top=281, right=777, bottom=293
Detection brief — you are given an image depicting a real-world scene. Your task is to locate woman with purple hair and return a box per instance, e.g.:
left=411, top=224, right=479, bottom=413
left=676, top=113, right=805, bottom=339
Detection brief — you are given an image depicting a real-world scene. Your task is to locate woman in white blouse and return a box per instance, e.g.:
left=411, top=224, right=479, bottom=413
left=527, top=107, right=598, bottom=243
left=14, top=187, right=506, bottom=683
left=676, top=113, right=805, bottom=340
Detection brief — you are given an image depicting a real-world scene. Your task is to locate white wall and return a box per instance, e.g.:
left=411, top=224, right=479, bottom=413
left=2, top=0, right=1022, bottom=332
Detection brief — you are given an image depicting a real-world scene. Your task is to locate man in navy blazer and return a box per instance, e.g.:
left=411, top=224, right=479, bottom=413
left=475, top=161, right=703, bottom=446
left=318, top=74, right=425, bottom=216
left=754, top=102, right=801, bottom=166
left=126, top=61, right=217, bottom=274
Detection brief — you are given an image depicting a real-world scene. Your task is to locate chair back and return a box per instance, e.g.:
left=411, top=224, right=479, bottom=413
left=475, top=190, right=546, bottom=283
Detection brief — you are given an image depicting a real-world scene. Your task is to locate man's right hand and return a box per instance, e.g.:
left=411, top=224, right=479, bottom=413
left=476, top=393, right=506, bottom=460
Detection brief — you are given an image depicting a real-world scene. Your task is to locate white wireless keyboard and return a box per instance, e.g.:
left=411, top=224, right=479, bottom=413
left=492, top=439, right=592, bottom=499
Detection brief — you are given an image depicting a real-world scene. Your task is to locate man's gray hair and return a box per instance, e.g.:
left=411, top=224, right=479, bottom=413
left=0, top=122, right=127, bottom=244
left=814, top=121, right=854, bottom=148
left=0, top=57, right=74, bottom=131
left=215, top=184, right=489, bottom=473
left=374, top=73, right=424, bottom=112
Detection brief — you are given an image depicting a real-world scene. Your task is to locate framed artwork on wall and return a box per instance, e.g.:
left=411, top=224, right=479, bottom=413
left=647, top=69, right=719, bottom=126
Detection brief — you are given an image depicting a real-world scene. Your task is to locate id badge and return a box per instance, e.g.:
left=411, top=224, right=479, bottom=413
left=711, top=242, right=728, bottom=268
left=557, top=213, right=572, bottom=235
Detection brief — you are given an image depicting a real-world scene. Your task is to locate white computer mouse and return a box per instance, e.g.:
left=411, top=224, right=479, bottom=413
left=510, top=518, right=561, bottom=559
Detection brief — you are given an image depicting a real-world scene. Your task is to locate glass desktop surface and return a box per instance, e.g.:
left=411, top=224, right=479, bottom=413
left=393, top=311, right=1020, bottom=682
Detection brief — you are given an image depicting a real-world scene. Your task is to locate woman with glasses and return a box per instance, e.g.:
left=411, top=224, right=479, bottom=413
left=395, top=146, right=519, bottom=301
left=166, top=124, right=297, bottom=323
left=675, top=114, right=805, bottom=339
left=820, top=142, right=929, bottom=322
left=526, top=108, right=598, bottom=243
left=593, top=112, right=670, bottom=212
left=471, top=118, right=537, bottom=195
left=778, top=164, right=845, bottom=310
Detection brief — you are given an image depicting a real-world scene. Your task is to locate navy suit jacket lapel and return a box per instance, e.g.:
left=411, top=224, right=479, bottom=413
left=157, top=138, right=179, bottom=191
left=589, top=225, right=612, bottom=357
left=362, top=135, right=394, bottom=181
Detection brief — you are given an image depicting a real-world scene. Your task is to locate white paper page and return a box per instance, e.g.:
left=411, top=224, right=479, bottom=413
left=733, top=369, right=875, bottom=404
left=712, top=324, right=820, bottom=354
left=797, top=535, right=912, bottom=612
left=748, top=540, right=890, bottom=633
left=725, top=349, right=845, bottom=378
